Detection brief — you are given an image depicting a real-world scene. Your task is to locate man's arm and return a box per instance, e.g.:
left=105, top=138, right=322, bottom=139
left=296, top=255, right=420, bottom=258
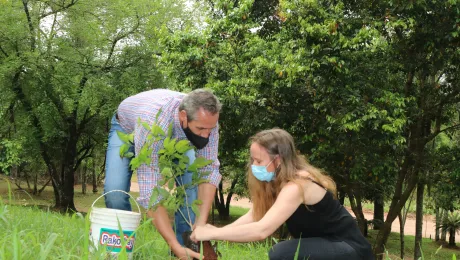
left=148, top=207, right=200, bottom=259
left=195, top=183, right=217, bottom=226
left=195, top=124, right=222, bottom=226
left=135, top=113, right=200, bottom=259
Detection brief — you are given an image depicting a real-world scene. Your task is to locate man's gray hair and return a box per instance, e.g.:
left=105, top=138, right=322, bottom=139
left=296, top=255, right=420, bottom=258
left=179, top=89, right=222, bottom=121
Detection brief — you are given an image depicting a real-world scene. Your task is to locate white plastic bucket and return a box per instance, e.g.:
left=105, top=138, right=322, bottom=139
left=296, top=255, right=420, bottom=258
left=89, top=190, right=141, bottom=259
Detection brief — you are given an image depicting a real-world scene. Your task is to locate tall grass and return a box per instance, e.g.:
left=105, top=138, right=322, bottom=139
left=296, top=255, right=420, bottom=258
left=2, top=199, right=458, bottom=259
left=0, top=199, right=270, bottom=259
left=0, top=179, right=458, bottom=259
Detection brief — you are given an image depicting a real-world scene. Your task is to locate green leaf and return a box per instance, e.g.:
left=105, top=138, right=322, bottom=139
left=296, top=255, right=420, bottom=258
left=153, top=125, right=165, bottom=137
left=191, top=203, right=200, bottom=218
left=168, top=179, right=175, bottom=190
left=127, top=133, right=134, bottom=144
left=164, top=138, right=176, bottom=153
left=155, top=108, right=162, bottom=122
left=124, top=152, right=134, bottom=158
left=293, top=238, right=302, bottom=260
left=130, top=157, right=140, bottom=171
left=119, top=143, right=129, bottom=157
left=175, top=139, right=192, bottom=153
left=141, top=121, right=151, bottom=132
left=158, top=187, right=170, bottom=199
left=116, top=131, right=131, bottom=143
left=161, top=167, right=172, bottom=177
left=167, top=122, right=173, bottom=138
left=149, top=188, right=159, bottom=208
left=188, top=157, right=213, bottom=172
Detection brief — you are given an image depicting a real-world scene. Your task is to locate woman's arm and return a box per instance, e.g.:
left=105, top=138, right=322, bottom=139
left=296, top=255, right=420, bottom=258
left=224, top=208, right=254, bottom=228
left=192, top=182, right=303, bottom=242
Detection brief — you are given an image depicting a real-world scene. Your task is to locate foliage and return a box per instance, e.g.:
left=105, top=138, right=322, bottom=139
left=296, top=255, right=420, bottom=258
left=0, top=139, right=23, bottom=175
left=440, top=211, right=460, bottom=246
left=118, top=111, right=213, bottom=227
left=0, top=0, right=188, bottom=210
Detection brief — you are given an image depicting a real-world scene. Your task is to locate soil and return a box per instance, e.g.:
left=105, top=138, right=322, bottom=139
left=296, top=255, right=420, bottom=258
left=182, top=231, right=219, bottom=260
left=120, top=182, right=438, bottom=239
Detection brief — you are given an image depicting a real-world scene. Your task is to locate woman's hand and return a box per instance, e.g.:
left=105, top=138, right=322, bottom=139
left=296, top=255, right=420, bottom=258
left=191, top=225, right=217, bottom=242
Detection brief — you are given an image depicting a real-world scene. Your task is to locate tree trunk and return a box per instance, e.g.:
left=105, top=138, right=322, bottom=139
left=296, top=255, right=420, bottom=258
left=448, top=229, right=456, bottom=247
left=92, top=157, right=98, bottom=193
left=347, top=188, right=367, bottom=237
left=11, top=165, right=18, bottom=179
left=373, top=191, right=384, bottom=230
left=337, top=188, right=345, bottom=205
left=33, top=171, right=38, bottom=195
left=414, top=182, right=424, bottom=260
left=374, top=175, right=418, bottom=259
left=82, top=161, right=87, bottom=194
left=441, top=209, right=447, bottom=241
left=398, top=212, right=405, bottom=259
left=435, top=207, right=440, bottom=241
left=214, top=181, right=229, bottom=219
left=55, top=167, right=77, bottom=212
left=51, top=176, right=61, bottom=207
left=214, top=175, right=239, bottom=220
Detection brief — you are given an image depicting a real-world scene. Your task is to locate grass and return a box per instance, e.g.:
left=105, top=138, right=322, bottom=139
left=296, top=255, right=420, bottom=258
left=0, top=199, right=269, bottom=259
left=366, top=230, right=458, bottom=260
left=1, top=178, right=459, bottom=259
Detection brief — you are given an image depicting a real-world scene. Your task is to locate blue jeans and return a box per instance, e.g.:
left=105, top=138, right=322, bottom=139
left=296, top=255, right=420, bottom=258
left=104, top=114, right=197, bottom=246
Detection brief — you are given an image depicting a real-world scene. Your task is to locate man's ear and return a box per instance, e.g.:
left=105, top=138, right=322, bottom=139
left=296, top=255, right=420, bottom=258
left=179, top=110, right=188, bottom=128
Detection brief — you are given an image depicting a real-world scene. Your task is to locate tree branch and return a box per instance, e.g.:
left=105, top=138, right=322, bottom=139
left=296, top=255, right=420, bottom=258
left=74, top=145, right=94, bottom=172
left=0, top=45, right=8, bottom=57
left=39, top=0, right=79, bottom=19
left=426, top=124, right=460, bottom=143
left=102, top=15, right=141, bottom=69
left=22, top=0, right=35, bottom=51
left=225, top=174, right=239, bottom=208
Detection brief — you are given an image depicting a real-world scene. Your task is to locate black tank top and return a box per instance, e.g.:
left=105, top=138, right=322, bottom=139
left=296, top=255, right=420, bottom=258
left=285, top=179, right=374, bottom=260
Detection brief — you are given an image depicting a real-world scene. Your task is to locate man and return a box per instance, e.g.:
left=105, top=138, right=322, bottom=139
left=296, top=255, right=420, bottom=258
left=104, top=88, right=222, bottom=259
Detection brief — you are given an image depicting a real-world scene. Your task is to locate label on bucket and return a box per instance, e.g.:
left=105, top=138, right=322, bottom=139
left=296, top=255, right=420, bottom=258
left=99, top=228, right=135, bottom=253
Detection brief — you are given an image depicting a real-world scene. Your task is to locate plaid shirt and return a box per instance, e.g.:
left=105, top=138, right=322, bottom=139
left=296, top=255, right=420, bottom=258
left=117, top=89, right=221, bottom=209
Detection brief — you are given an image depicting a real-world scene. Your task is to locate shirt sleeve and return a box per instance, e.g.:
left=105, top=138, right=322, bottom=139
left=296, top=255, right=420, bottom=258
left=135, top=113, right=171, bottom=209
left=196, top=124, right=221, bottom=187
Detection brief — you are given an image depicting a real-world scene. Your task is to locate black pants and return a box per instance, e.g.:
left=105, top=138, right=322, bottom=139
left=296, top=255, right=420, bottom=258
left=269, top=237, right=360, bottom=260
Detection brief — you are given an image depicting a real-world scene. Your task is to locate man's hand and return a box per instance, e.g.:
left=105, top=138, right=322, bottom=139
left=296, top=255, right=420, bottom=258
left=171, top=243, right=202, bottom=259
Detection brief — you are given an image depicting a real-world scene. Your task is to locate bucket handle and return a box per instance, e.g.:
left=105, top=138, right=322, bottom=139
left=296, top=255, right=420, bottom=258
left=91, top=190, right=141, bottom=213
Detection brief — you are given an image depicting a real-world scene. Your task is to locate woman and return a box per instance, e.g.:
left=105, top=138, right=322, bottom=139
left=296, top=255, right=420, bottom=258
left=191, top=128, right=374, bottom=259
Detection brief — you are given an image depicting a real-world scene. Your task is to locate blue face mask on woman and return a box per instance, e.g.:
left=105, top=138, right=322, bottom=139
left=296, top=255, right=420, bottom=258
left=251, top=158, right=277, bottom=182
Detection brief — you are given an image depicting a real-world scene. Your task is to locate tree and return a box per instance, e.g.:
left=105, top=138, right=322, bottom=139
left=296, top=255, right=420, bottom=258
left=440, top=211, right=460, bottom=247
left=0, top=0, right=186, bottom=211
left=161, top=5, right=460, bottom=257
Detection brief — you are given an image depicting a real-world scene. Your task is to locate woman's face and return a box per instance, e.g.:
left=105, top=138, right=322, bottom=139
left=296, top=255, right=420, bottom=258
left=250, top=142, right=277, bottom=172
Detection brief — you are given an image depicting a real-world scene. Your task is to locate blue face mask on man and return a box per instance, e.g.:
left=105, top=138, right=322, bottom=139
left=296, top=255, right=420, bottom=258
left=251, top=158, right=277, bottom=182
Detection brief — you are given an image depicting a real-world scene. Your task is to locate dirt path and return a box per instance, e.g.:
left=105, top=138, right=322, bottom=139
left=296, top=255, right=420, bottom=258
left=128, top=182, right=436, bottom=238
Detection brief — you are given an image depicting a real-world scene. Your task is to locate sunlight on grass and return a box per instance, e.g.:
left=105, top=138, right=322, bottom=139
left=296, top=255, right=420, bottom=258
left=1, top=179, right=458, bottom=259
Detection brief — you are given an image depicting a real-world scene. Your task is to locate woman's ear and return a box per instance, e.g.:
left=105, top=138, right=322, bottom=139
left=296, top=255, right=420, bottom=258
left=275, top=155, right=281, bottom=168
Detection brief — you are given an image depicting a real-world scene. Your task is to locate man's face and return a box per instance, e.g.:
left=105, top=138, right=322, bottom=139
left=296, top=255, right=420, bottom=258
left=179, top=107, right=219, bottom=138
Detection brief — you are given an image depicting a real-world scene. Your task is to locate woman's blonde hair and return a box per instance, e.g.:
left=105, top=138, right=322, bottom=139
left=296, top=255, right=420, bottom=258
left=248, top=128, right=337, bottom=221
